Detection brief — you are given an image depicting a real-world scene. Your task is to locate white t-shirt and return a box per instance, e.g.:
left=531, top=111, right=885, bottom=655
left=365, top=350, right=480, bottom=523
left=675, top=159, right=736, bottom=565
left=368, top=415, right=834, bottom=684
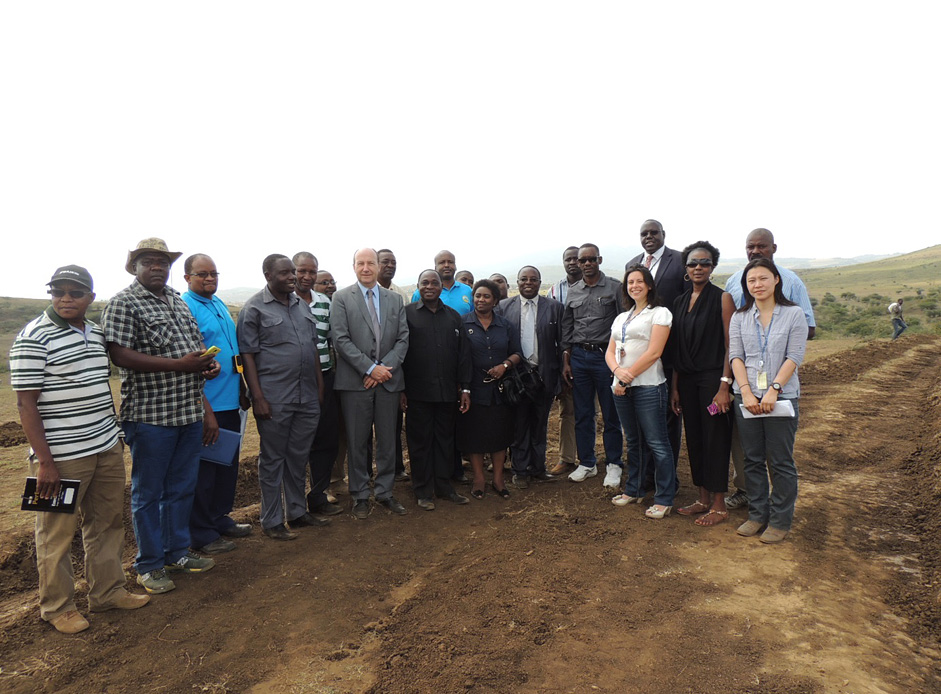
left=609, top=305, right=673, bottom=387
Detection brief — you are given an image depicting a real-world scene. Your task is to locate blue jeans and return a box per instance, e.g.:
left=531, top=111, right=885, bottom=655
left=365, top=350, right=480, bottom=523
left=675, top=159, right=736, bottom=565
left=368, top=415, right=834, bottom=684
left=892, top=317, right=907, bottom=340
left=570, top=347, right=623, bottom=468
left=613, top=382, right=676, bottom=506
left=734, top=397, right=800, bottom=531
left=123, top=421, right=203, bottom=573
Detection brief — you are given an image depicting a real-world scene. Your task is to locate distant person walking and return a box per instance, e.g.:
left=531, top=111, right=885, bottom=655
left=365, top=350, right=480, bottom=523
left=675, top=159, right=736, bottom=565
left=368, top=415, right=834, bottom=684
left=888, top=298, right=907, bottom=340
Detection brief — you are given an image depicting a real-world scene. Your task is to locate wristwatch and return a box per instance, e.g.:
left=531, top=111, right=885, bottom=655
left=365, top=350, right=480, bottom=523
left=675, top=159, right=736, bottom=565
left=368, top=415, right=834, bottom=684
left=719, top=376, right=733, bottom=385
left=771, top=382, right=783, bottom=393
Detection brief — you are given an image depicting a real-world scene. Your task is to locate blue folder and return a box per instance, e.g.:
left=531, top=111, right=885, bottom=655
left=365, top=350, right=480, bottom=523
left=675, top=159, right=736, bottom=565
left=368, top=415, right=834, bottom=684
left=200, top=427, right=242, bottom=466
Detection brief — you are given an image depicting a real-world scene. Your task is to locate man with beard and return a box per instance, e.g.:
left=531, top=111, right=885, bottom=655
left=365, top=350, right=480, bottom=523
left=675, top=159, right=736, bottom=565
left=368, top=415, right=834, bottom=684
left=497, top=266, right=564, bottom=488
left=238, top=254, right=326, bottom=540
left=402, top=270, right=472, bottom=509
left=182, top=254, right=253, bottom=554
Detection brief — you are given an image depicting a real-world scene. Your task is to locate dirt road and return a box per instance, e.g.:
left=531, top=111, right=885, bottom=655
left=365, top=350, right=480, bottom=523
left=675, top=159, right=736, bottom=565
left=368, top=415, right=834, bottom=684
left=1, top=337, right=939, bottom=693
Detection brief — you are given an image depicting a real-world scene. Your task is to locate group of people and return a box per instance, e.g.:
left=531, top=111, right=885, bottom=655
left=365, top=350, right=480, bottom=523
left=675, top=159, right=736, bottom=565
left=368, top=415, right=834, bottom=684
left=11, top=223, right=817, bottom=634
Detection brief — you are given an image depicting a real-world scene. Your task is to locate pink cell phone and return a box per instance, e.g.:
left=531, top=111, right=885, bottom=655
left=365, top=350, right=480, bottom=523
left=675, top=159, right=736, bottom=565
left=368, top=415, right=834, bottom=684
left=707, top=403, right=720, bottom=416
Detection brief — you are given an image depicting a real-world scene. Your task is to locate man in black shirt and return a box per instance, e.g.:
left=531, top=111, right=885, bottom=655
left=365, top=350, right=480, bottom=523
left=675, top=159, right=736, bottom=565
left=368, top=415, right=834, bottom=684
left=402, top=270, right=472, bottom=509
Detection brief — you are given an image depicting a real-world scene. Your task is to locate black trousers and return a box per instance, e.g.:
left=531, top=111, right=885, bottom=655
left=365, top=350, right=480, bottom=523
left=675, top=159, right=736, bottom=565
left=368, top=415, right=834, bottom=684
left=307, top=369, right=340, bottom=510
left=406, top=400, right=458, bottom=499
left=677, top=369, right=731, bottom=493
left=190, top=409, right=241, bottom=548
left=510, top=391, right=555, bottom=478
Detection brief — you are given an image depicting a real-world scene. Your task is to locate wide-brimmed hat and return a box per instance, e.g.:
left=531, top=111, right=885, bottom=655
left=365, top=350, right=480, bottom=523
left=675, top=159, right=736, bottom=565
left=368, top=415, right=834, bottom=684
left=125, top=238, right=183, bottom=274
left=48, top=265, right=94, bottom=291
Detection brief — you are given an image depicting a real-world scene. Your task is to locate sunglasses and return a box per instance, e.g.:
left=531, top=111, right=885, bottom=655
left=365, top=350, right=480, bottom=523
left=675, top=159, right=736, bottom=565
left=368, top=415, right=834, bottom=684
left=577, top=256, right=599, bottom=264
left=49, top=288, right=90, bottom=299
left=190, top=271, right=220, bottom=279
left=685, top=259, right=714, bottom=268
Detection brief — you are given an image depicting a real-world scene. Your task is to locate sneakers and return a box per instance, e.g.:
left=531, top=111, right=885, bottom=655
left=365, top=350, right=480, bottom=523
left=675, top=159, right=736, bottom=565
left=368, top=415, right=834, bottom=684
left=568, top=465, right=598, bottom=482
left=736, top=520, right=765, bottom=537
left=166, top=551, right=216, bottom=573
left=137, top=568, right=176, bottom=594
left=725, top=490, right=749, bottom=509
left=602, top=465, right=622, bottom=490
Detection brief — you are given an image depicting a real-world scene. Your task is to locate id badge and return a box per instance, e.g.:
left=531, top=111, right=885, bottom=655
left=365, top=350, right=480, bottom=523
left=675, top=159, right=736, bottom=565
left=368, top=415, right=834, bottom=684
left=617, top=346, right=624, bottom=362
left=233, top=354, right=244, bottom=374
left=756, top=372, right=768, bottom=390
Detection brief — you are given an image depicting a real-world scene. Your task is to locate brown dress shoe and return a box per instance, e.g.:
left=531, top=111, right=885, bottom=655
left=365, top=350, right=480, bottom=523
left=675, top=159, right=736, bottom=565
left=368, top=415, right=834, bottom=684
left=547, top=461, right=574, bottom=476
left=91, top=591, right=151, bottom=612
left=50, top=610, right=90, bottom=634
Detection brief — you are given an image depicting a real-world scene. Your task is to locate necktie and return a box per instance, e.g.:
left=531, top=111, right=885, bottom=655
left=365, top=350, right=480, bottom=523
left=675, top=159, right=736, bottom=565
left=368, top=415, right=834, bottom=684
left=366, top=288, right=381, bottom=358
left=521, top=299, right=536, bottom=362
left=645, top=255, right=653, bottom=269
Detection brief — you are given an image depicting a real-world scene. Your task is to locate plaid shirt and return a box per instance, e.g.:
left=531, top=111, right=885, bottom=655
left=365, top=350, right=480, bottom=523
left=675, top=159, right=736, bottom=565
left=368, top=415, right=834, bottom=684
left=102, top=279, right=205, bottom=426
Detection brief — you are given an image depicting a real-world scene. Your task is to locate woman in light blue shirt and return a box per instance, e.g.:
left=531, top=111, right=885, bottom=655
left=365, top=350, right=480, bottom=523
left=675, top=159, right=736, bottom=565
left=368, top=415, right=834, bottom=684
left=729, top=258, right=807, bottom=544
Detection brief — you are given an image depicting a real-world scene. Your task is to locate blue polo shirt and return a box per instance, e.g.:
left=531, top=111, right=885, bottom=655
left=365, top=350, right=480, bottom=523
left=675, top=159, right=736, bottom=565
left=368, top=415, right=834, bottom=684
left=182, top=291, right=241, bottom=411
left=411, top=281, right=473, bottom=315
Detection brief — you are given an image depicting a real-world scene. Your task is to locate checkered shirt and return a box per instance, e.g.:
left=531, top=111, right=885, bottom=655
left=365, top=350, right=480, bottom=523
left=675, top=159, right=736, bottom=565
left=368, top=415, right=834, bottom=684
left=102, top=280, right=205, bottom=426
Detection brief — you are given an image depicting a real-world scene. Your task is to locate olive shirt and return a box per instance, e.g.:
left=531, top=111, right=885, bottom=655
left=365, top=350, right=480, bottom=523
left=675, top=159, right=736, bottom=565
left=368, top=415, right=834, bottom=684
left=237, top=286, right=321, bottom=405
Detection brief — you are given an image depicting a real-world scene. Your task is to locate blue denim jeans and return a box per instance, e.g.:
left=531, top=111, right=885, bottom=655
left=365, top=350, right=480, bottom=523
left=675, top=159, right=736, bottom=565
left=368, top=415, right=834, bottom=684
left=733, top=397, right=799, bottom=531
left=570, top=347, right=623, bottom=468
left=123, top=421, right=203, bottom=573
left=892, top=317, right=907, bottom=340
left=613, top=382, right=676, bottom=506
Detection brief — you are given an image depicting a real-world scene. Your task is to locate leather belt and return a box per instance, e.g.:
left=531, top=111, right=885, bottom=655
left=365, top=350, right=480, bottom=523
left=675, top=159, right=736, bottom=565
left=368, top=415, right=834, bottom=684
left=577, top=342, right=606, bottom=352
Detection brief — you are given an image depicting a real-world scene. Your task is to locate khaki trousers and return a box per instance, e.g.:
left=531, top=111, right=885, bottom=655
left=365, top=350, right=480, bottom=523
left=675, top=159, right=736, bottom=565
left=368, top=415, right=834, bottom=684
left=31, top=441, right=128, bottom=620
left=557, top=389, right=576, bottom=464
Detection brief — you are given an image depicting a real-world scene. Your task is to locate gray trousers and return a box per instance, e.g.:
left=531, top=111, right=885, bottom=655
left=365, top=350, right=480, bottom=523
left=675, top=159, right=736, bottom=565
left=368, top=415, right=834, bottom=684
left=339, top=388, right=399, bottom=501
left=733, top=397, right=800, bottom=531
left=256, top=402, right=319, bottom=529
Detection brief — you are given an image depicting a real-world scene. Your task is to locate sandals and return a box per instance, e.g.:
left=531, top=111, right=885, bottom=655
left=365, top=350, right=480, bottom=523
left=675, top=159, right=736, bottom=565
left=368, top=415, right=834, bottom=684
left=491, top=483, right=510, bottom=499
left=694, top=509, right=729, bottom=527
left=611, top=494, right=643, bottom=507
left=645, top=505, right=672, bottom=519
left=471, top=487, right=485, bottom=500
left=677, top=501, right=709, bottom=516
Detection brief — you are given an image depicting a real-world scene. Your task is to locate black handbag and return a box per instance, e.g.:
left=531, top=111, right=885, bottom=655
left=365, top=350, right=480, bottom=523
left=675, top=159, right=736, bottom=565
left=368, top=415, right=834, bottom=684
left=499, top=363, right=545, bottom=405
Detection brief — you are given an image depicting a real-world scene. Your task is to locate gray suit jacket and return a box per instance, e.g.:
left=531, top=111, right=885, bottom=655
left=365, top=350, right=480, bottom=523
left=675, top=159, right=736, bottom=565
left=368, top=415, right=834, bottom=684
left=496, top=295, right=565, bottom=397
left=332, top=284, right=409, bottom=392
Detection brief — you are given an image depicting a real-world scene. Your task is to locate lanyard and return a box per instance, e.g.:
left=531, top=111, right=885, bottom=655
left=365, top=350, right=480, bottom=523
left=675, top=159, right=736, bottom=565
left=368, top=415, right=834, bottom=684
left=620, top=306, right=645, bottom=344
left=206, top=299, right=237, bottom=354
left=754, top=311, right=775, bottom=369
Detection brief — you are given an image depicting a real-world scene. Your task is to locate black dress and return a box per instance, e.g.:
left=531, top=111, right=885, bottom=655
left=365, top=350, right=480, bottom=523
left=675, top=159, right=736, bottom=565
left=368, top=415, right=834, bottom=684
left=456, top=311, right=522, bottom=454
left=672, top=282, right=732, bottom=492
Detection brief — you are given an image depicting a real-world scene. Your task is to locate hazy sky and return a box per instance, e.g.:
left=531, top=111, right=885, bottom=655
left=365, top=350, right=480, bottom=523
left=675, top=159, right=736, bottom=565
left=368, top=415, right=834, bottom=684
left=2, top=2, right=938, bottom=300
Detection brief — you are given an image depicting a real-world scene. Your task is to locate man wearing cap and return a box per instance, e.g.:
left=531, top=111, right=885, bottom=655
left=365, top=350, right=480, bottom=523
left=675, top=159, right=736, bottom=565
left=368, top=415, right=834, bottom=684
left=11, top=266, right=151, bottom=633
left=181, top=254, right=253, bottom=554
left=102, top=239, right=220, bottom=595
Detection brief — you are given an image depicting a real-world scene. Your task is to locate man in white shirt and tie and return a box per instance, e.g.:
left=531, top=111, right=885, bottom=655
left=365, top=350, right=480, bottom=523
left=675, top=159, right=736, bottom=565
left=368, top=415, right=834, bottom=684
left=496, top=266, right=565, bottom=488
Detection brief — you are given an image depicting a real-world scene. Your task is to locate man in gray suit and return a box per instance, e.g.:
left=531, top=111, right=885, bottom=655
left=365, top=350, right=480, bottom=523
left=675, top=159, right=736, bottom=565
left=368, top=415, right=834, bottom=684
left=332, top=248, right=410, bottom=519
left=497, top=266, right=565, bottom=489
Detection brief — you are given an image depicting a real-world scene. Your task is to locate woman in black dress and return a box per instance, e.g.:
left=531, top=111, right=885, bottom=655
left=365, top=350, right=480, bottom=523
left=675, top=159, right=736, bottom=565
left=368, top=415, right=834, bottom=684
left=671, top=241, right=736, bottom=526
left=457, top=279, right=522, bottom=499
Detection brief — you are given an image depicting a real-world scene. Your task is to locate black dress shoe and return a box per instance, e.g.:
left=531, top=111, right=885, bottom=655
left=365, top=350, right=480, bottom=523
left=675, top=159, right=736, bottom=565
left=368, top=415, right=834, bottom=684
left=530, top=471, right=558, bottom=482
left=289, top=512, right=330, bottom=528
left=196, top=537, right=236, bottom=554
left=263, top=524, right=298, bottom=541
left=220, top=522, right=252, bottom=538
left=512, top=474, right=530, bottom=489
left=452, top=474, right=471, bottom=485
left=443, top=492, right=470, bottom=505
left=310, top=502, right=344, bottom=517
left=378, top=496, right=407, bottom=515
left=395, top=471, right=411, bottom=482
left=352, top=500, right=372, bottom=520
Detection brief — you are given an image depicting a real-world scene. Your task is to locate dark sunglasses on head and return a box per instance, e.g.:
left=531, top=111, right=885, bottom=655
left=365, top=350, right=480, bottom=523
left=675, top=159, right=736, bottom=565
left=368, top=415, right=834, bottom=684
left=49, top=288, right=90, bottom=299
left=685, top=259, right=714, bottom=268
left=191, top=271, right=220, bottom=279
left=577, top=256, right=599, bottom=264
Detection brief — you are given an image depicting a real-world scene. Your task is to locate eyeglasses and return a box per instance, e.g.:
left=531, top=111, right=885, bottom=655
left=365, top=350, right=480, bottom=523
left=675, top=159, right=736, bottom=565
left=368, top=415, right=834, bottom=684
left=685, top=259, right=714, bottom=268
left=49, top=288, right=90, bottom=299
left=190, top=271, right=220, bottom=279
left=577, top=256, right=599, bottom=264
left=316, top=279, right=337, bottom=286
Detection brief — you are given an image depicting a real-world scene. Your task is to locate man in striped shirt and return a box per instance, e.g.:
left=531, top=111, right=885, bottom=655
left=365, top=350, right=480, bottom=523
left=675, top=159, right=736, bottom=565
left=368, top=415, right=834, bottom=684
left=294, top=252, right=343, bottom=517
left=10, top=265, right=150, bottom=634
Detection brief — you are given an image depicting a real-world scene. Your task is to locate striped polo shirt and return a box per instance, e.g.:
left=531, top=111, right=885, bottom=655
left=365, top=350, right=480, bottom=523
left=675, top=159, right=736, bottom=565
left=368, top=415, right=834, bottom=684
left=9, top=306, right=121, bottom=461
left=300, top=290, right=334, bottom=371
